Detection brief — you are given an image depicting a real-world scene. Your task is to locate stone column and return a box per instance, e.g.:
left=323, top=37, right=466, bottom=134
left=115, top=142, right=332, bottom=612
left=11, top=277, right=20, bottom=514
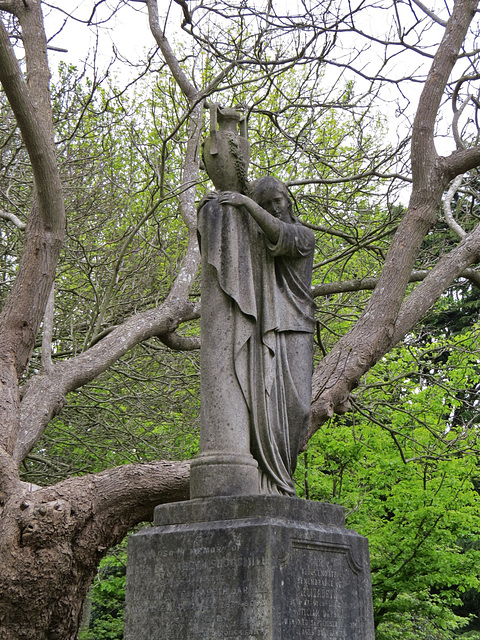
left=190, top=256, right=259, bottom=498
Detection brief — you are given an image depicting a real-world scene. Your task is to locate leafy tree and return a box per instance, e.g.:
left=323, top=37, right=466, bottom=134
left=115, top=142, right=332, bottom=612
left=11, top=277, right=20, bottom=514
left=1, top=1, right=480, bottom=638
left=297, top=328, right=480, bottom=638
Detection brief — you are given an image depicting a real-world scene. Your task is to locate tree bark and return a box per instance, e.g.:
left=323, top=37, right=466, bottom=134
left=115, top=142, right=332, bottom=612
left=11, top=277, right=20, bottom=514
left=0, top=461, right=189, bottom=640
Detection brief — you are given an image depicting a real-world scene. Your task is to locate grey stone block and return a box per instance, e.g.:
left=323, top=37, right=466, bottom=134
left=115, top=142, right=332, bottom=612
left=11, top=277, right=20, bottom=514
left=124, top=496, right=375, bottom=639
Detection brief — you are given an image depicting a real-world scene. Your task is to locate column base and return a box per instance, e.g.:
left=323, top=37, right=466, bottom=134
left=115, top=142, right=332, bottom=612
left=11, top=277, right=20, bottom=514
left=190, top=451, right=259, bottom=498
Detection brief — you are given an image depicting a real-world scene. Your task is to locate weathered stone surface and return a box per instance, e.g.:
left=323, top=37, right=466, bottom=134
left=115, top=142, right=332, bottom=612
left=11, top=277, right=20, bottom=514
left=202, top=104, right=250, bottom=194
left=193, top=178, right=316, bottom=499
left=124, top=496, right=375, bottom=640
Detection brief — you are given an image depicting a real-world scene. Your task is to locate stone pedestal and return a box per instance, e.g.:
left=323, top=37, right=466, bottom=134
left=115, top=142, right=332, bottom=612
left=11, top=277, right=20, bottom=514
left=124, top=496, right=375, bottom=640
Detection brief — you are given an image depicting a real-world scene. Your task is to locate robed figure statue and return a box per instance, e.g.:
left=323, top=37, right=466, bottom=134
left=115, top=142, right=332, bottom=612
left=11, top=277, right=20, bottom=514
left=190, top=106, right=315, bottom=499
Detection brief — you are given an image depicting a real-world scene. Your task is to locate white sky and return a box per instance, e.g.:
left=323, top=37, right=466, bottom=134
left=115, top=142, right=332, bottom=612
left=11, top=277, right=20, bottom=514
left=45, top=2, right=160, bottom=74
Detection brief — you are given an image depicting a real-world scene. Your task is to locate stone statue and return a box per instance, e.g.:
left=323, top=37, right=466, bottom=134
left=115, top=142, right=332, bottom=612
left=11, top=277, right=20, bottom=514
left=190, top=106, right=315, bottom=498
left=126, top=106, right=376, bottom=637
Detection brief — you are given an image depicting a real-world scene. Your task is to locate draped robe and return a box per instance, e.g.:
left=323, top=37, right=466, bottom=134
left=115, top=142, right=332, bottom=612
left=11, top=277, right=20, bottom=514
left=198, top=197, right=315, bottom=495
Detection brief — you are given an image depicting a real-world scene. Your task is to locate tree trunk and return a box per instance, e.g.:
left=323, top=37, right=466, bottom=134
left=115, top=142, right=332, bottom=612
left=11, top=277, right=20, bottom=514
left=0, top=462, right=190, bottom=640
left=308, top=0, right=480, bottom=439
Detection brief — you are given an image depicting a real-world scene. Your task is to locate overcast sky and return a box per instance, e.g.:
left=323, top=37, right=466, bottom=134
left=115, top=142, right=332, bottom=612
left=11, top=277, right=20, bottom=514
left=42, top=0, right=468, bottom=165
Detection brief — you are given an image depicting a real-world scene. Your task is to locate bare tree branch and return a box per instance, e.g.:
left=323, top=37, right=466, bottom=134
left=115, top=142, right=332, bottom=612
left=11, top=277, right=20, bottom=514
left=158, top=331, right=200, bottom=351
left=5, top=0, right=206, bottom=463
left=43, top=460, right=191, bottom=533
left=410, top=0, right=447, bottom=27
left=312, top=271, right=429, bottom=297
left=452, top=94, right=472, bottom=150
left=0, top=1, right=15, bottom=14
left=146, top=0, right=197, bottom=102
left=0, top=209, right=25, bottom=229
left=41, top=284, right=55, bottom=373
left=392, top=223, right=480, bottom=343
left=288, top=169, right=412, bottom=186
left=15, top=295, right=199, bottom=464
left=443, top=175, right=466, bottom=239
left=444, top=144, right=480, bottom=178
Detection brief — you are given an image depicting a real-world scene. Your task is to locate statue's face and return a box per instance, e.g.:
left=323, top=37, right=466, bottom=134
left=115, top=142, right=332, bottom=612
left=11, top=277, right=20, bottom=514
left=258, top=190, right=292, bottom=223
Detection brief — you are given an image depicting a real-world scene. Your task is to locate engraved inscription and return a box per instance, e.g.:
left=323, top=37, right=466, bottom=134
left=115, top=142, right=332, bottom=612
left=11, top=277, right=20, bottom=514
left=127, top=528, right=270, bottom=639
left=281, top=540, right=361, bottom=640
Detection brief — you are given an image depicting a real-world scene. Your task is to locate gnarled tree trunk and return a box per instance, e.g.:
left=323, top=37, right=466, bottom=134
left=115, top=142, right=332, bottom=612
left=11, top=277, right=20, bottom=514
left=0, top=462, right=189, bottom=640
left=1, top=1, right=480, bottom=638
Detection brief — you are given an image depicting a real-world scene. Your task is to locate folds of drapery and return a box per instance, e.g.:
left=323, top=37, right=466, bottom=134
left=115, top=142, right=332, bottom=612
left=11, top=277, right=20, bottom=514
left=197, top=198, right=315, bottom=495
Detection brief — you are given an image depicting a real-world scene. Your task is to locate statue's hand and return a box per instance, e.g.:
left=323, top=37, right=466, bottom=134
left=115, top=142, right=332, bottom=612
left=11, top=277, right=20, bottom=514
left=196, top=191, right=219, bottom=211
left=217, top=191, right=250, bottom=208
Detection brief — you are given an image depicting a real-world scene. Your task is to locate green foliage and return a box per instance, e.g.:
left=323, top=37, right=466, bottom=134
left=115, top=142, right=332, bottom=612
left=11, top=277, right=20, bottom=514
left=296, top=323, right=480, bottom=638
left=78, top=546, right=127, bottom=640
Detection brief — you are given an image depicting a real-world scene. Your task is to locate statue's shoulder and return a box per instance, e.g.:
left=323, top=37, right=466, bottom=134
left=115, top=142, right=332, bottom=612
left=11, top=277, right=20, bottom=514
left=289, top=220, right=315, bottom=249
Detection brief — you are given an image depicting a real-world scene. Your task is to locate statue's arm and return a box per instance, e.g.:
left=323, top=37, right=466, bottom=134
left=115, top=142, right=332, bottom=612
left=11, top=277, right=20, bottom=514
left=267, top=224, right=315, bottom=258
left=217, top=191, right=280, bottom=243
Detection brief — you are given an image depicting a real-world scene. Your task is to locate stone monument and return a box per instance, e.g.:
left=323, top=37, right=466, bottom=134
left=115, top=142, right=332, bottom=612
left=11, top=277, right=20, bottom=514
left=124, top=104, right=375, bottom=639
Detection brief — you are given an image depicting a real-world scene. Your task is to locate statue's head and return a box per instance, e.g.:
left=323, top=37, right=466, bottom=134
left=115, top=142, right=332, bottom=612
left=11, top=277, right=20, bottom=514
left=249, top=176, right=295, bottom=223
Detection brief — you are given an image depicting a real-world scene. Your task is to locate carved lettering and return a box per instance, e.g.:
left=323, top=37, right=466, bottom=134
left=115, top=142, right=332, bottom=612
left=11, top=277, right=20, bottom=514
left=282, top=540, right=361, bottom=639
left=133, top=533, right=270, bottom=638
